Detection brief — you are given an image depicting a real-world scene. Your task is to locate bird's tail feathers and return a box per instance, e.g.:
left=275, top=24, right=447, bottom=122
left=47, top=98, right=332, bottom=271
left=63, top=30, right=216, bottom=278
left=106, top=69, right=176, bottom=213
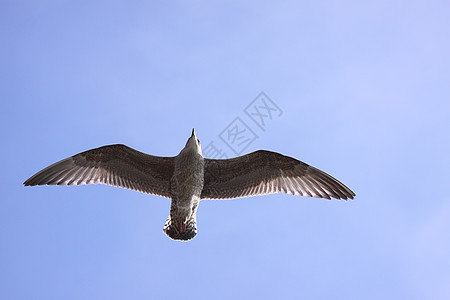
left=163, top=215, right=197, bottom=241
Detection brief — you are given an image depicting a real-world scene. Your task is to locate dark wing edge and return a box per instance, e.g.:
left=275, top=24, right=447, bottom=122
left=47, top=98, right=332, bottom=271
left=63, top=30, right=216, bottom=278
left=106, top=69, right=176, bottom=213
left=201, top=150, right=355, bottom=200
left=24, top=144, right=175, bottom=199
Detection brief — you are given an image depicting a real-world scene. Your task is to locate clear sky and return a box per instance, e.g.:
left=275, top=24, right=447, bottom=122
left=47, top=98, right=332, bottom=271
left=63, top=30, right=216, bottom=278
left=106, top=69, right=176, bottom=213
left=1, top=1, right=449, bottom=299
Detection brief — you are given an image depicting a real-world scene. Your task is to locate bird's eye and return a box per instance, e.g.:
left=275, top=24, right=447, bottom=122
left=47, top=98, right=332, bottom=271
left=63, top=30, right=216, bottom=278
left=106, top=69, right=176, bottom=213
left=197, top=138, right=200, bottom=144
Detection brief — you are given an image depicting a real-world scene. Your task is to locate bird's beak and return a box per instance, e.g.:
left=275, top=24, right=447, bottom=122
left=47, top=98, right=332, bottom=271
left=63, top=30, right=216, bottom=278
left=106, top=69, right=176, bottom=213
left=191, top=128, right=196, bottom=137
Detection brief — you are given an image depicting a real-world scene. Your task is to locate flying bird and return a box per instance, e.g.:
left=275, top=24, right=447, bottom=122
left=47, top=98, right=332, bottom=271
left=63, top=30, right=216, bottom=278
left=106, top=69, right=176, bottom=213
left=24, top=129, right=355, bottom=241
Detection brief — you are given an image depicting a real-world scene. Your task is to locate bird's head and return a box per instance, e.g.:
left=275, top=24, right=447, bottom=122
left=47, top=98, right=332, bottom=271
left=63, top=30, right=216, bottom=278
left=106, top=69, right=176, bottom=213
left=183, top=128, right=202, bottom=155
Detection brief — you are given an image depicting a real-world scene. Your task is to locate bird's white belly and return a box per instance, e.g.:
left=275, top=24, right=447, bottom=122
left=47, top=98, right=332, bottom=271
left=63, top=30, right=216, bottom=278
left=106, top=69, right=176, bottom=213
left=171, top=151, right=204, bottom=208
left=172, top=173, right=202, bottom=205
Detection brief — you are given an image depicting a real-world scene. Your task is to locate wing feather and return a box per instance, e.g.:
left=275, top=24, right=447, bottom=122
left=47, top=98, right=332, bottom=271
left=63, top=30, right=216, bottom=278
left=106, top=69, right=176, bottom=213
left=24, top=144, right=175, bottom=199
left=201, top=150, right=355, bottom=200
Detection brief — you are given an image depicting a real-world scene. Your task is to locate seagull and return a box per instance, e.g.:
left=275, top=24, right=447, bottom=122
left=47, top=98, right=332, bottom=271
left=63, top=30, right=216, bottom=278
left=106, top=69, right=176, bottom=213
left=24, top=129, right=355, bottom=241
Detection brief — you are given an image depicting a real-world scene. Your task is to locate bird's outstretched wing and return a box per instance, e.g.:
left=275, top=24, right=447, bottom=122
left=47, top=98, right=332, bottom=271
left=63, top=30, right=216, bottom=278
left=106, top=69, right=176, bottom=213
left=24, top=144, right=175, bottom=198
left=201, top=150, right=355, bottom=200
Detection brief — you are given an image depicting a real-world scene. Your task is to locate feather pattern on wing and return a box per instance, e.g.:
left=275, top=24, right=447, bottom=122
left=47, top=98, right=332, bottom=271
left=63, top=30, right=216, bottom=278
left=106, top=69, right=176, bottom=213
left=24, top=144, right=175, bottom=198
left=201, top=150, right=355, bottom=200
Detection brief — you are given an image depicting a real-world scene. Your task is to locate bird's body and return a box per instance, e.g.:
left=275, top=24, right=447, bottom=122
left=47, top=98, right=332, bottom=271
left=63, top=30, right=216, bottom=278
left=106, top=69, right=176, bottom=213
left=24, top=129, right=355, bottom=241
left=164, top=136, right=205, bottom=240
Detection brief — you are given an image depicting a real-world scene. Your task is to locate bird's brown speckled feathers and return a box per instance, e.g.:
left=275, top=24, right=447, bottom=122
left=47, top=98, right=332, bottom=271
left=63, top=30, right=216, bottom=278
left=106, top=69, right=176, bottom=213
left=24, top=144, right=174, bottom=198
left=202, top=150, right=354, bottom=200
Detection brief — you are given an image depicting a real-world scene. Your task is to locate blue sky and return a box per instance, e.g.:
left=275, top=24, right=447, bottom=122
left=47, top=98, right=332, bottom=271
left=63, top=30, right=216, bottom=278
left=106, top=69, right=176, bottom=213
left=1, top=1, right=449, bottom=299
